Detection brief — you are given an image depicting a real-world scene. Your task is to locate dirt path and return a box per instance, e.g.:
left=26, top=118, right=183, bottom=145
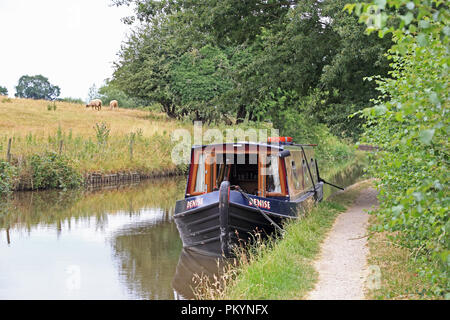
left=306, top=186, right=379, bottom=300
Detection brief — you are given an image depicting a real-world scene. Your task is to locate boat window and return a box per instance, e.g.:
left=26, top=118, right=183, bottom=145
left=311, top=158, right=317, bottom=183
left=194, top=153, right=206, bottom=193
left=265, top=155, right=281, bottom=193
left=285, top=156, right=296, bottom=195
left=303, top=159, right=310, bottom=187
left=215, top=154, right=259, bottom=195
left=291, top=160, right=301, bottom=190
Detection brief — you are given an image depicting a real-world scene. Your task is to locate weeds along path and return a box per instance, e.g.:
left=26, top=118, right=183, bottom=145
left=306, top=186, right=378, bottom=300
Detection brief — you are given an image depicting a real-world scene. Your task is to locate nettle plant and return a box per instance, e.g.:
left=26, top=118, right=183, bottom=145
left=346, top=1, right=449, bottom=296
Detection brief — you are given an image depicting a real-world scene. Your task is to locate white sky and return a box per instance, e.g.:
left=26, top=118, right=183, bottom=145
left=0, top=0, right=134, bottom=100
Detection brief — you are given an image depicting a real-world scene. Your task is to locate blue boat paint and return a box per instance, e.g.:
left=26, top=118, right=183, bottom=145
left=174, top=140, right=324, bottom=256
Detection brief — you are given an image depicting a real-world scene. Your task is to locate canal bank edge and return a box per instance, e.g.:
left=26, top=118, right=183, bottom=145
left=13, top=165, right=188, bottom=191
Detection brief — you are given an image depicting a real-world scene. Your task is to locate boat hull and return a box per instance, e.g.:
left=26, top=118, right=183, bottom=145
left=174, top=182, right=323, bottom=257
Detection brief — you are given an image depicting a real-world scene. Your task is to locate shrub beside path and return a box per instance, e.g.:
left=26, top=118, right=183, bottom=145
left=306, top=185, right=379, bottom=300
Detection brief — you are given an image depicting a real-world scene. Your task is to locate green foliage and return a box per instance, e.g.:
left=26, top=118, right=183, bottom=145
left=29, top=152, right=82, bottom=190
left=112, top=20, right=188, bottom=118
left=93, top=122, right=111, bottom=147
left=112, top=0, right=391, bottom=140
left=59, top=97, right=84, bottom=104
left=47, top=102, right=57, bottom=111
left=0, top=160, right=17, bottom=196
left=261, top=88, right=353, bottom=161
left=0, top=85, right=8, bottom=96
left=351, top=0, right=449, bottom=296
left=170, top=45, right=233, bottom=122
left=98, top=81, right=145, bottom=109
left=15, top=74, right=60, bottom=100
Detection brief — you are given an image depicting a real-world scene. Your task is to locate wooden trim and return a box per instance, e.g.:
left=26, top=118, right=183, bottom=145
left=266, top=192, right=285, bottom=197
left=278, top=157, right=288, bottom=196
left=188, top=151, right=205, bottom=195
left=187, top=146, right=285, bottom=196
left=190, top=191, right=206, bottom=196
left=205, top=153, right=214, bottom=193
left=258, top=155, right=266, bottom=197
left=213, top=162, right=217, bottom=189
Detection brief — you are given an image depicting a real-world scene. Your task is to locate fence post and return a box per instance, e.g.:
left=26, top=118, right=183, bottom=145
left=129, top=138, right=134, bottom=161
left=6, top=138, right=12, bottom=162
left=59, top=140, right=63, bottom=155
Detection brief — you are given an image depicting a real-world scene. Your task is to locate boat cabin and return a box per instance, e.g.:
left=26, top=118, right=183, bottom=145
left=185, top=138, right=319, bottom=201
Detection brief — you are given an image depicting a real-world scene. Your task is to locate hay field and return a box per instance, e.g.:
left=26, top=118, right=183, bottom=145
left=0, top=97, right=183, bottom=138
left=0, top=97, right=190, bottom=175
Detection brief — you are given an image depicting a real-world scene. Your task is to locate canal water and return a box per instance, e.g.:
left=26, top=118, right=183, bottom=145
left=0, top=160, right=366, bottom=300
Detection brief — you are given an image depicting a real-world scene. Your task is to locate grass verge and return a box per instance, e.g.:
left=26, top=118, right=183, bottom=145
left=194, top=180, right=373, bottom=300
left=365, top=215, right=444, bottom=300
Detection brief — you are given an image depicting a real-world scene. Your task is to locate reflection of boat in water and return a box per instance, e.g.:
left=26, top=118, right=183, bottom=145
left=111, top=211, right=183, bottom=300
left=172, top=248, right=228, bottom=300
left=174, top=137, right=338, bottom=257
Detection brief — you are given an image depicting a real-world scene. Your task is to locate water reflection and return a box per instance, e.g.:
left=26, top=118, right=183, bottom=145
left=0, top=177, right=185, bottom=299
left=322, top=160, right=367, bottom=199
left=172, top=249, right=227, bottom=300
left=112, top=217, right=182, bottom=299
left=0, top=157, right=367, bottom=300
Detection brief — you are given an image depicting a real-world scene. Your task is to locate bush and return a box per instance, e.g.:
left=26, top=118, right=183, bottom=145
left=0, top=161, right=17, bottom=195
left=29, top=152, right=82, bottom=190
left=59, top=97, right=84, bottom=104
left=261, top=89, right=354, bottom=162
left=355, top=2, right=449, bottom=296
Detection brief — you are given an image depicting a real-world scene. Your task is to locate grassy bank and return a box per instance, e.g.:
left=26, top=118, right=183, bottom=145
left=0, top=97, right=191, bottom=191
left=366, top=215, right=444, bottom=300
left=194, top=179, right=373, bottom=300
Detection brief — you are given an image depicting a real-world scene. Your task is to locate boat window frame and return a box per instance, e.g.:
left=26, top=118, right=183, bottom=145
left=187, top=145, right=288, bottom=197
left=263, top=154, right=287, bottom=198
left=285, top=147, right=316, bottom=198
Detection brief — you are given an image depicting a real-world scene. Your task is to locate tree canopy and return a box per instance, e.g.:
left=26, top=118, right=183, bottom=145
left=15, top=75, right=60, bottom=101
left=111, top=0, right=392, bottom=139
left=0, top=85, right=7, bottom=96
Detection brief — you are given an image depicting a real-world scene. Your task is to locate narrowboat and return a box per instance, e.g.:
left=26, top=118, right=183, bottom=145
left=174, top=137, right=337, bottom=257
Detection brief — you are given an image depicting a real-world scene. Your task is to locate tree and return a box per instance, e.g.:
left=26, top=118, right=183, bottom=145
left=98, top=80, right=146, bottom=109
left=169, top=45, right=233, bottom=122
left=111, top=0, right=392, bottom=137
left=347, top=0, right=449, bottom=296
left=87, top=83, right=100, bottom=102
left=112, top=18, right=198, bottom=118
left=246, top=0, right=391, bottom=138
left=0, top=85, right=7, bottom=96
left=15, top=75, right=60, bottom=100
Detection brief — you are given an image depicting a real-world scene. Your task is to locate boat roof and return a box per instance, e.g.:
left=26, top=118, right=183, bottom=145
left=191, top=141, right=315, bottom=151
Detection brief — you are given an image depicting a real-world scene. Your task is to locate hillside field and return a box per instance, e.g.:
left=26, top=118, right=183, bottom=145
left=0, top=97, right=189, bottom=178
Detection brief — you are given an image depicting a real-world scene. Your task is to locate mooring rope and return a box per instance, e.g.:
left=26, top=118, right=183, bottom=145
left=233, top=185, right=286, bottom=235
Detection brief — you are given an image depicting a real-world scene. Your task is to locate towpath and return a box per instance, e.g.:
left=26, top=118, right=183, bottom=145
left=306, top=185, right=378, bottom=300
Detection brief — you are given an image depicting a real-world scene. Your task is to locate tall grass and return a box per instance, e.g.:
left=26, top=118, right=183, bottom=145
left=0, top=98, right=194, bottom=189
